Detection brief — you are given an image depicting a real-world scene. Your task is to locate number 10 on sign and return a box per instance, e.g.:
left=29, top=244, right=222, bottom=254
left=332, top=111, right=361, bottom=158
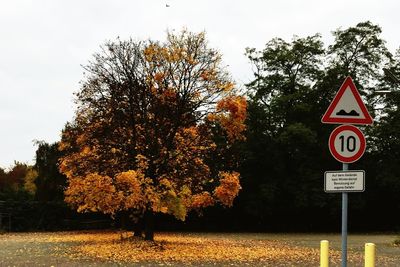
left=329, top=125, right=366, bottom=163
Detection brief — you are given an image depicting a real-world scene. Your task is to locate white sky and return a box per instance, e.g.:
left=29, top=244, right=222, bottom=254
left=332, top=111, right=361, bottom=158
left=0, top=0, right=399, bottom=168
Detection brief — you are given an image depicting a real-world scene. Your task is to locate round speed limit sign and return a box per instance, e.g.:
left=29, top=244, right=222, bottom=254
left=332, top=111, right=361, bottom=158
left=328, top=125, right=366, bottom=163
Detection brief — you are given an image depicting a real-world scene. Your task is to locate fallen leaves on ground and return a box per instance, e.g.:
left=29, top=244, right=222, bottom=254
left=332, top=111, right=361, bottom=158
left=0, top=231, right=398, bottom=266
left=72, top=232, right=324, bottom=266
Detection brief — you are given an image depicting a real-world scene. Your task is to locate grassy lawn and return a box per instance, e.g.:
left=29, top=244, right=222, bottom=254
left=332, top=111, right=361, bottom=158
left=0, top=231, right=399, bottom=266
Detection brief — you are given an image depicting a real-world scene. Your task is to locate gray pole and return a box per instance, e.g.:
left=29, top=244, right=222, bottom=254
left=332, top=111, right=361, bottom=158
left=342, top=163, right=349, bottom=267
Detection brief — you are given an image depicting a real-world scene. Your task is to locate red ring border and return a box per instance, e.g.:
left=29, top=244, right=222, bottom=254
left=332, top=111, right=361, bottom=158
left=328, top=125, right=366, bottom=163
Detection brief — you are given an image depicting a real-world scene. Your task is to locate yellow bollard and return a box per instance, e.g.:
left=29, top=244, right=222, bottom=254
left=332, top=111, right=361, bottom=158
left=320, top=240, right=329, bottom=267
left=365, top=243, right=376, bottom=267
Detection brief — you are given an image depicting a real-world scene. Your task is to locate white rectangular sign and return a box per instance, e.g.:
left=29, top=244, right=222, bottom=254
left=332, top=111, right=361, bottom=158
left=324, top=170, right=365, bottom=193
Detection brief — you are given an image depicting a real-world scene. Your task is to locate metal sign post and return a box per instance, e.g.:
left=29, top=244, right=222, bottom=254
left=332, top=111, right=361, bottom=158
left=341, top=163, right=348, bottom=267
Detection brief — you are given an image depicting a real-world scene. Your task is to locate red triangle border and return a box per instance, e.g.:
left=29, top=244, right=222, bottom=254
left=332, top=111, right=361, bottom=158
left=321, top=76, right=373, bottom=125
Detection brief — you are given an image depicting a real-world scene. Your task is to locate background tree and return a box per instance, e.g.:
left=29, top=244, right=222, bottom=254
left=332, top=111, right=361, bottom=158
left=59, top=30, right=246, bottom=240
left=0, top=142, right=66, bottom=202
left=242, top=21, right=395, bottom=231
left=33, top=141, right=67, bottom=202
left=365, top=49, right=400, bottom=228
left=243, top=34, right=328, bottom=229
left=23, top=166, right=38, bottom=196
left=0, top=162, right=34, bottom=200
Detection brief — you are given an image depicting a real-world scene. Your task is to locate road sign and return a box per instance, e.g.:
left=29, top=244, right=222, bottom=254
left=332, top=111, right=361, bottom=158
left=329, top=125, right=366, bottom=163
left=321, top=76, right=373, bottom=125
left=324, top=170, right=365, bottom=193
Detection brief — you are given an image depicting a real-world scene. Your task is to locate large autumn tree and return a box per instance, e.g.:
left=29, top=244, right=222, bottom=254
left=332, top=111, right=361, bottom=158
left=59, top=30, right=246, bottom=240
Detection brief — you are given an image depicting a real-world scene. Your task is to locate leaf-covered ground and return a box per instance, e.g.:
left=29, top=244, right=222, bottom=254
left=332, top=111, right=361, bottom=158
left=0, top=231, right=399, bottom=266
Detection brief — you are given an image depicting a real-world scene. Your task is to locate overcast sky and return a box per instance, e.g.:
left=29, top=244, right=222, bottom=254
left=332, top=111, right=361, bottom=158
left=0, top=0, right=399, bottom=168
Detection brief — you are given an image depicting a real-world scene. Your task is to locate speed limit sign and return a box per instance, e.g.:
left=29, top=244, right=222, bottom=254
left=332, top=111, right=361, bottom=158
left=328, top=125, right=366, bottom=163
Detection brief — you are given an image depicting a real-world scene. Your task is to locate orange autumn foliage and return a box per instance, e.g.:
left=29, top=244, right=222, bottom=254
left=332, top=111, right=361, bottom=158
left=190, top=192, right=215, bottom=209
left=65, top=173, right=120, bottom=214
left=114, top=171, right=146, bottom=211
left=214, top=96, right=247, bottom=142
left=59, top=30, right=246, bottom=224
left=214, top=171, right=241, bottom=207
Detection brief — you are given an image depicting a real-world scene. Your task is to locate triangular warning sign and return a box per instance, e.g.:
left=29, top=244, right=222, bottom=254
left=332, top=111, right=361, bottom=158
left=322, top=76, right=373, bottom=125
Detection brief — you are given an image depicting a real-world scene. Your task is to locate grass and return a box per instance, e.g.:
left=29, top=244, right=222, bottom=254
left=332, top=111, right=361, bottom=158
left=0, top=230, right=399, bottom=266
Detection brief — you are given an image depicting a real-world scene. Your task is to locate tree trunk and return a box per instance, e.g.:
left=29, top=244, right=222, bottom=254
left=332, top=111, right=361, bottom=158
left=120, top=211, right=129, bottom=230
left=144, top=210, right=154, bottom=241
left=133, top=217, right=143, bottom=237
